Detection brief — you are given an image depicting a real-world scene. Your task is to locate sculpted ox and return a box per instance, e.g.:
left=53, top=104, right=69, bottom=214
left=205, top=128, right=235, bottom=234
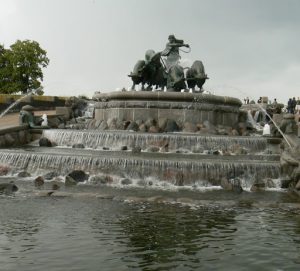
left=129, top=35, right=208, bottom=92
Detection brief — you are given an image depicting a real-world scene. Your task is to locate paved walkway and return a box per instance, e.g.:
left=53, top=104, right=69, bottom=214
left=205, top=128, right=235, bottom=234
left=0, top=110, right=56, bottom=130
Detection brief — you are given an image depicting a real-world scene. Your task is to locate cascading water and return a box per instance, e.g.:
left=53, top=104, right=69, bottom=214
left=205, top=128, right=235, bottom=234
left=247, top=110, right=261, bottom=130
left=42, top=129, right=269, bottom=152
left=0, top=90, right=285, bottom=191
left=256, top=103, right=293, bottom=148
left=215, top=84, right=293, bottom=149
left=255, top=105, right=293, bottom=150
left=0, top=148, right=281, bottom=188
left=253, top=110, right=260, bottom=122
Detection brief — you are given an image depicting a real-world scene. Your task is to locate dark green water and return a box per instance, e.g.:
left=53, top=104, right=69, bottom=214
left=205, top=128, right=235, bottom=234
left=1, top=183, right=300, bottom=271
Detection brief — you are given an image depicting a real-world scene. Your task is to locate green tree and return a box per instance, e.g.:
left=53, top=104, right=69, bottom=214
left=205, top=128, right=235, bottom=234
left=0, top=40, right=49, bottom=94
left=0, top=44, right=13, bottom=93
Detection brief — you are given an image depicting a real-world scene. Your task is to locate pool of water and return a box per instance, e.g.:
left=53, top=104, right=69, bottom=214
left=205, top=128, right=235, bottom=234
left=1, top=182, right=300, bottom=271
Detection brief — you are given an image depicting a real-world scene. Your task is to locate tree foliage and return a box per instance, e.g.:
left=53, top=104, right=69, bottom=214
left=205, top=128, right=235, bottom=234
left=0, top=40, right=49, bottom=94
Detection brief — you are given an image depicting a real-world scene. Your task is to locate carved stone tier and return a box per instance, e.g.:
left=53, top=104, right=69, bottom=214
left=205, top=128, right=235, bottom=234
left=93, top=91, right=242, bottom=127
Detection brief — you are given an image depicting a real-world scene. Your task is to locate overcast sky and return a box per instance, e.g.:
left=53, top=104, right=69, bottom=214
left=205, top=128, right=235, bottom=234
left=1, top=0, right=299, bottom=103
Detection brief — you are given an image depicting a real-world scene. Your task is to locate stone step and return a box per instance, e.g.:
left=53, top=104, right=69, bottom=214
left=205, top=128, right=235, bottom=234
left=41, top=129, right=273, bottom=153
left=0, top=147, right=281, bottom=184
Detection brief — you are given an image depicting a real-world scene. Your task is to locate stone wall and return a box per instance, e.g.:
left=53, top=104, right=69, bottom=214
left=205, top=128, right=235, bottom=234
left=0, top=125, right=32, bottom=147
left=0, top=94, right=67, bottom=112
left=94, top=91, right=242, bottom=127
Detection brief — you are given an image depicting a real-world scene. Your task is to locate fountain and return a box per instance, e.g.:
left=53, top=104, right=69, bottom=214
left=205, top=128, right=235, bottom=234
left=0, top=87, right=44, bottom=118
left=1, top=36, right=300, bottom=271
left=0, top=36, right=296, bottom=192
left=0, top=101, right=283, bottom=188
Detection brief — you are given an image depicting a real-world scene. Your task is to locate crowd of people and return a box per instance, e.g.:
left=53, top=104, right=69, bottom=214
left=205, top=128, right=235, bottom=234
left=243, top=96, right=300, bottom=115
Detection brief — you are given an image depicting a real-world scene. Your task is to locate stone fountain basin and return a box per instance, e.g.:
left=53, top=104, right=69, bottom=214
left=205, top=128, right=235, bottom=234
left=93, top=91, right=242, bottom=127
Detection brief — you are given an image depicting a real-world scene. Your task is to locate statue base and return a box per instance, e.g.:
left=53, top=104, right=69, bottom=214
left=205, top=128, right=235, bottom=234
left=93, top=91, right=242, bottom=128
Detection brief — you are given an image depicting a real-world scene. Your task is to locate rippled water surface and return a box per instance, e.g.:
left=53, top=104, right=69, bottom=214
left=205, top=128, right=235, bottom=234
left=1, top=183, right=300, bottom=271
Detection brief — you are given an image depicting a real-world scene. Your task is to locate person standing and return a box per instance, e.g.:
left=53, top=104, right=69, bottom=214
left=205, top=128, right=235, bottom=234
left=291, top=97, right=297, bottom=114
left=296, top=97, right=300, bottom=114
left=287, top=98, right=293, bottom=113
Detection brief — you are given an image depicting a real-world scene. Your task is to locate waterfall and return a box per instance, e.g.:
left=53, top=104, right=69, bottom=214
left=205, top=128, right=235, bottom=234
left=42, top=129, right=268, bottom=152
left=247, top=110, right=263, bottom=131
left=253, top=111, right=260, bottom=122
left=0, top=149, right=280, bottom=186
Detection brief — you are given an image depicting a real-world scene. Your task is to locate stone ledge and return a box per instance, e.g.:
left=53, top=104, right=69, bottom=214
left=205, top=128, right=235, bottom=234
left=95, top=101, right=240, bottom=113
left=93, top=91, right=242, bottom=106
left=266, top=137, right=282, bottom=145
left=0, top=125, right=28, bottom=135
left=0, top=125, right=31, bottom=147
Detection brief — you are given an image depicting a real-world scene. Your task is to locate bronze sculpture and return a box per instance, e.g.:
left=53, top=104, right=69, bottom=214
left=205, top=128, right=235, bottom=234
left=129, top=35, right=208, bottom=92
left=186, top=60, right=208, bottom=91
left=19, top=105, right=49, bottom=129
left=161, top=34, right=189, bottom=72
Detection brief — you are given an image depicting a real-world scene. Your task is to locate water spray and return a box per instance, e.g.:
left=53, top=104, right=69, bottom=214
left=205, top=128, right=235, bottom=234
left=256, top=103, right=292, bottom=149
left=213, top=84, right=293, bottom=149
left=0, top=87, right=43, bottom=118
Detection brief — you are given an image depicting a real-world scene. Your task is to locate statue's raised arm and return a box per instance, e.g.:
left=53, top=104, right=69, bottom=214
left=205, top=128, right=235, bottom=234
left=161, top=35, right=189, bottom=56
left=161, top=34, right=189, bottom=71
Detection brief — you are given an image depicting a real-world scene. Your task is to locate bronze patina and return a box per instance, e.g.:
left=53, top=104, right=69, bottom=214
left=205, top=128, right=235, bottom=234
left=129, top=35, right=208, bottom=92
